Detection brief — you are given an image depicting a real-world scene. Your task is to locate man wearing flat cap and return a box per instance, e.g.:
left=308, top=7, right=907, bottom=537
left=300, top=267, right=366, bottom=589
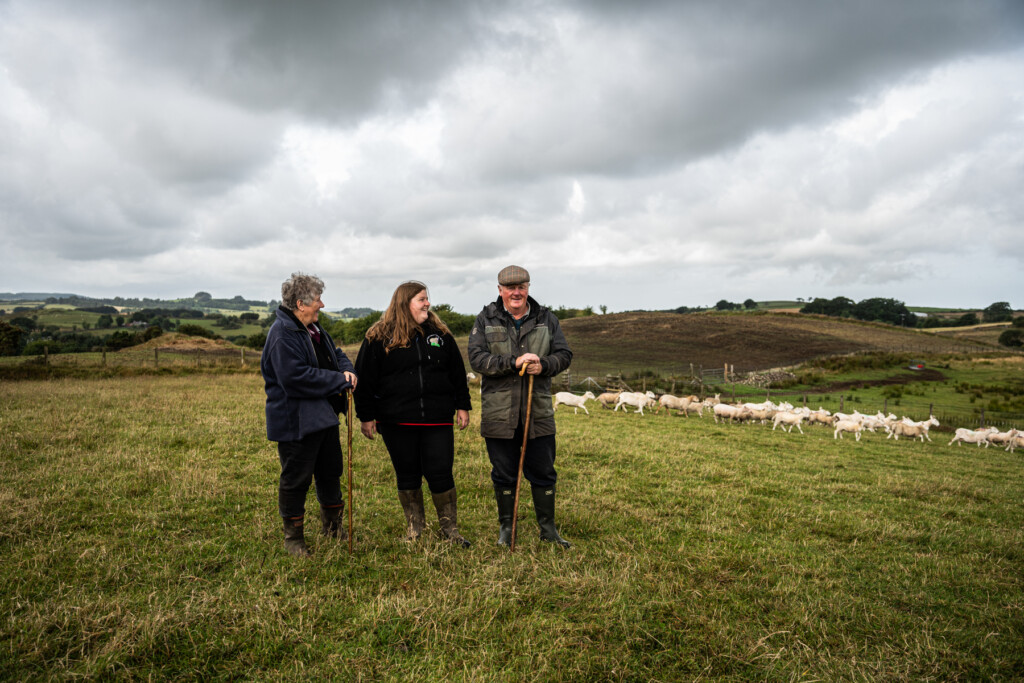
left=468, top=265, right=573, bottom=548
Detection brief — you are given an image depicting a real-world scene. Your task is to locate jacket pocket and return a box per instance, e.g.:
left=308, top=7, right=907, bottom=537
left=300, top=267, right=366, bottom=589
left=482, top=388, right=512, bottom=423
left=532, top=391, right=554, bottom=421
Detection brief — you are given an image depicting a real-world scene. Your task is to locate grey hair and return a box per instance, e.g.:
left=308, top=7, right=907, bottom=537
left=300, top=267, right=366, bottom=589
left=280, top=272, right=325, bottom=311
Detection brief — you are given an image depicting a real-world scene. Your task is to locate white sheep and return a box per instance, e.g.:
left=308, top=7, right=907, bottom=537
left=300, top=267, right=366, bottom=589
left=702, top=394, right=722, bottom=407
left=806, top=409, right=833, bottom=427
left=553, top=391, right=596, bottom=415
left=1006, top=433, right=1024, bottom=453
left=657, top=394, right=697, bottom=414
left=833, top=419, right=863, bottom=441
left=947, top=427, right=997, bottom=447
left=987, top=428, right=1020, bottom=449
left=614, top=392, right=656, bottom=415
left=888, top=421, right=929, bottom=442
left=597, top=392, right=621, bottom=409
left=713, top=403, right=752, bottom=424
left=677, top=402, right=704, bottom=418
left=747, top=406, right=777, bottom=425
left=888, top=416, right=939, bottom=442
left=772, top=411, right=805, bottom=434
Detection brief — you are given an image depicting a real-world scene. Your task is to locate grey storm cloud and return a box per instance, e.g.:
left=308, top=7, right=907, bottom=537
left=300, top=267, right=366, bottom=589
left=0, top=0, right=1022, bottom=311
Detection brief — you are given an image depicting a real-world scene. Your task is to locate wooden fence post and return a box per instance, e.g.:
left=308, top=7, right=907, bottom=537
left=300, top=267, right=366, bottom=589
left=154, top=348, right=159, bottom=367
left=44, top=345, right=49, bottom=366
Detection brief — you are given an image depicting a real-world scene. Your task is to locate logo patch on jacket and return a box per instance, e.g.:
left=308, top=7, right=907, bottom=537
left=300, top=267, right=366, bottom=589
left=427, top=334, right=443, bottom=348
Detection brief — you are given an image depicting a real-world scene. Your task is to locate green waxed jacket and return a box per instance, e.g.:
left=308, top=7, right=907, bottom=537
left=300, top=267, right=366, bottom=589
left=467, top=296, right=573, bottom=439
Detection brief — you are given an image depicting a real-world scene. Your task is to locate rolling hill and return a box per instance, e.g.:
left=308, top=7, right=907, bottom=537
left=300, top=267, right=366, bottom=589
left=556, top=310, right=1001, bottom=377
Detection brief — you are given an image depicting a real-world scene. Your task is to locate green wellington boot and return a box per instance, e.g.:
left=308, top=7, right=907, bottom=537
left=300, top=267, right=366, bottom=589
left=532, top=485, right=571, bottom=548
left=494, top=485, right=515, bottom=546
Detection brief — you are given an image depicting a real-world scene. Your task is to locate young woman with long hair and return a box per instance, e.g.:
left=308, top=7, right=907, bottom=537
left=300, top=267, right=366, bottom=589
left=354, top=281, right=472, bottom=546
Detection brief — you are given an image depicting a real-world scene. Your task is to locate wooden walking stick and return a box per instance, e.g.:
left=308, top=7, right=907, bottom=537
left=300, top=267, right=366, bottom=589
left=510, top=360, right=535, bottom=552
left=346, top=389, right=354, bottom=552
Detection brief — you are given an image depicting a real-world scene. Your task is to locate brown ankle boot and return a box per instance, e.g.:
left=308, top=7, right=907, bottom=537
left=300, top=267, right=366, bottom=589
left=320, top=503, right=348, bottom=540
left=431, top=488, right=471, bottom=548
left=397, top=489, right=426, bottom=541
left=283, top=516, right=312, bottom=557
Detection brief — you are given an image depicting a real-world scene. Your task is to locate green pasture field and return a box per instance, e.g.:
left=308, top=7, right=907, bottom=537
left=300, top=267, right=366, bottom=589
left=2, top=374, right=1022, bottom=680
left=767, top=355, right=1024, bottom=427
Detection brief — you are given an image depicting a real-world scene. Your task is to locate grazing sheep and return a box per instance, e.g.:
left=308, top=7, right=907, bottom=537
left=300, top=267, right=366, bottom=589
left=833, top=419, right=863, bottom=441
left=614, top=392, right=656, bottom=415
left=947, top=427, right=997, bottom=447
left=772, top=411, right=805, bottom=434
left=597, top=392, right=621, bottom=409
left=553, top=391, right=596, bottom=415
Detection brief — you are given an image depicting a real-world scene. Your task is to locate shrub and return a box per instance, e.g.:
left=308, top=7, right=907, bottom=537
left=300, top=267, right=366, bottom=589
left=178, top=324, right=220, bottom=340
left=998, top=329, right=1024, bottom=348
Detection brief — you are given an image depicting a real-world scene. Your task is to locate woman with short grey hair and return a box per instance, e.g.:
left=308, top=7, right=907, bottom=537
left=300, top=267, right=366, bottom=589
left=280, top=273, right=325, bottom=313
left=260, top=272, right=357, bottom=557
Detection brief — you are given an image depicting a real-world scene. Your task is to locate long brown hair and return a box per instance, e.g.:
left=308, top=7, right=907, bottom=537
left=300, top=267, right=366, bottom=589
left=365, top=281, right=451, bottom=353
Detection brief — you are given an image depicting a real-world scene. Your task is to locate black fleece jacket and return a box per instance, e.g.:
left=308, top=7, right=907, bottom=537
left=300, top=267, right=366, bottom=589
left=353, top=322, right=472, bottom=424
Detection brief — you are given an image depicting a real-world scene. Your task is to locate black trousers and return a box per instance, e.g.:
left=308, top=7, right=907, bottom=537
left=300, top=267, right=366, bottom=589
left=376, top=423, right=456, bottom=493
left=485, top=424, right=557, bottom=488
left=277, top=424, right=343, bottom=519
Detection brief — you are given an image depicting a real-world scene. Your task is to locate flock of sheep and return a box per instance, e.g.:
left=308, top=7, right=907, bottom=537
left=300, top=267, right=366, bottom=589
left=552, top=390, right=1023, bottom=452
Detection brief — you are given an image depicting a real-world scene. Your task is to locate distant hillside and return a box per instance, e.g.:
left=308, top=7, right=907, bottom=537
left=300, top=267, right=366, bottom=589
left=558, top=310, right=1000, bottom=377
left=0, top=292, right=78, bottom=301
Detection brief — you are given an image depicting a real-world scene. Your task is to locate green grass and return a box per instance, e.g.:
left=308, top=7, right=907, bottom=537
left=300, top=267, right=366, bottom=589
left=2, top=374, right=1022, bottom=680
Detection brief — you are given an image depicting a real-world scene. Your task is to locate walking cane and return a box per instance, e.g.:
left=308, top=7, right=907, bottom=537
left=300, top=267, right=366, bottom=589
left=510, top=360, right=535, bottom=552
left=346, top=389, right=354, bottom=552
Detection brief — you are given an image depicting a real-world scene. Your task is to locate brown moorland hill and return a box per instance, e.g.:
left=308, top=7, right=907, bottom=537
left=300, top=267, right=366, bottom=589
left=558, top=311, right=997, bottom=375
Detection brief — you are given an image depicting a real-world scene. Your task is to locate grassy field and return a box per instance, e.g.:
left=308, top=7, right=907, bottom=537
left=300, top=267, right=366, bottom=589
left=2, top=373, right=1022, bottom=680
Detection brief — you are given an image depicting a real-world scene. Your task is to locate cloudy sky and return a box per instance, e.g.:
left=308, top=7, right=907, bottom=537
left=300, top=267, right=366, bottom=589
left=1, top=0, right=1022, bottom=313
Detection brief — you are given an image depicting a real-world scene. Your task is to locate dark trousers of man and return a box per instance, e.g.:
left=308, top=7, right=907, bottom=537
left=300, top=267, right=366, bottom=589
left=485, top=423, right=557, bottom=488
left=277, top=424, right=344, bottom=519
left=377, top=423, right=456, bottom=493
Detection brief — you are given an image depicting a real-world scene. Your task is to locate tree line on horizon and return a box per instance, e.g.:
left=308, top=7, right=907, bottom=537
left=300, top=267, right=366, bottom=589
left=1, top=295, right=1020, bottom=357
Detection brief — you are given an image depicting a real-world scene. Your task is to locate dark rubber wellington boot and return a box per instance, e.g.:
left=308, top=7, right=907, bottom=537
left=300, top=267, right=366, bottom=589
left=397, top=489, right=426, bottom=541
left=283, top=516, right=312, bottom=557
left=320, top=503, right=347, bottom=540
left=431, top=488, right=471, bottom=548
left=532, top=485, right=571, bottom=548
left=494, top=485, right=515, bottom=546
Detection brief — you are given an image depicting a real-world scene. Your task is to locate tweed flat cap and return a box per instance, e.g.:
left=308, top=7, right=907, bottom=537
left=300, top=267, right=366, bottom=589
left=497, top=265, right=530, bottom=286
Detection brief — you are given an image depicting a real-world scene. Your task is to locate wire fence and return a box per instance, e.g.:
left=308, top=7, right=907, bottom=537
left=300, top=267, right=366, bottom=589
left=6, top=346, right=261, bottom=371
